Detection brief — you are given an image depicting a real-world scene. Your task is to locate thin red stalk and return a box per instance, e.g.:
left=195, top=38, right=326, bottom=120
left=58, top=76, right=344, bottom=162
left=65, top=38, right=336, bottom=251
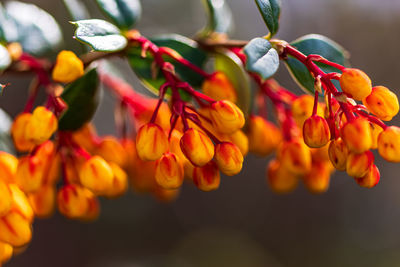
left=312, top=90, right=319, bottom=116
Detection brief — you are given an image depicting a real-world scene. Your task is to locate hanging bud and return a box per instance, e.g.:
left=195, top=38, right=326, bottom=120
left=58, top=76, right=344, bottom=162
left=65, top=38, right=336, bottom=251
left=57, top=184, right=89, bottom=219
left=267, top=160, right=299, bottom=194
left=209, top=100, right=245, bottom=134
left=202, top=71, right=237, bottom=103
left=79, top=189, right=100, bottom=222
left=355, top=164, right=380, bottom=188
left=0, top=241, right=13, bottom=264
left=247, top=115, right=281, bottom=156
left=28, top=186, right=56, bottom=218
left=340, top=68, right=372, bottom=101
left=25, top=106, right=58, bottom=145
left=341, top=117, right=372, bottom=153
left=193, top=161, right=220, bottom=192
left=95, top=136, right=127, bottom=167
left=328, top=138, right=348, bottom=171
left=303, top=115, right=331, bottom=148
left=0, top=151, right=18, bottom=184
left=303, top=162, right=333, bottom=194
left=0, top=212, right=32, bottom=247
left=214, top=142, right=243, bottom=176
left=6, top=42, right=22, bottom=61
left=369, top=122, right=383, bottom=149
left=229, top=130, right=249, bottom=156
left=363, top=86, right=399, bottom=121
left=105, top=162, right=128, bottom=198
left=9, top=184, right=34, bottom=223
left=291, top=95, right=324, bottom=127
left=180, top=128, right=214, bottom=167
left=311, top=144, right=330, bottom=163
left=79, top=156, right=114, bottom=195
left=155, top=153, right=184, bottom=189
left=11, top=113, right=35, bottom=152
left=0, top=180, right=12, bottom=217
left=346, top=151, right=374, bottom=177
left=72, top=123, right=99, bottom=154
left=16, top=155, right=46, bottom=193
left=136, top=123, right=168, bottom=161
left=377, top=126, right=400, bottom=162
left=279, top=139, right=312, bottom=175
left=52, top=50, right=84, bottom=83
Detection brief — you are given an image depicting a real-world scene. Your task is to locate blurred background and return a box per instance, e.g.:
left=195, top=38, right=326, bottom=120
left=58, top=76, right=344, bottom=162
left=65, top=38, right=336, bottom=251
left=2, top=0, right=400, bottom=266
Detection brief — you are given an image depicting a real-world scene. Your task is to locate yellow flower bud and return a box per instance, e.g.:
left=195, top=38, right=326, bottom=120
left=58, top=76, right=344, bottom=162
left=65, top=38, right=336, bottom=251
left=79, top=156, right=114, bottom=195
left=79, top=189, right=100, bottom=222
left=28, top=186, right=56, bottom=218
left=209, top=100, right=245, bottom=134
left=363, top=86, right=399, bottom=121
left=341, top=117, right=372, bottom=153
left=369, top=122, right=383, bottom=150
left=52, top=50, right=84, bottom=83
left=193, top=161, right=220, bottom=192
left=214, top=142, right=243, bottom=176
left=6, top=42, right=22, bottom=61
left=105, top=162, right=128, bottom=198
left=202, top=71, right=237, bottom=103
left=303, top=115, right=331, bottom=148
left=180, top=128, right=214, bottom=167
left=328, top=138, right=348, bottom=171
left=303, top=161, right=333, bottom=194
left=0, top=241, right=13, bottom=264
left=0, top=212, right=32, bottom=247
left=136, top=123, right=168, bottom=161
left=279, top=139, right=312, bottom=175
left=15, top=156, right=46, bottom=193
left=355, top=164, right=380, bottom=188
left=25, top=106, right=58, bottom=145
left=346, top=151, right=374, bottom=177
left=311, top=144, right=330, bottom=163
left=9, top=184, right=34, bottom=223
left=0, top=151, right=18, bottom=184
left=247, top=115, right=281, bottom=156
left=340, top=68, right=372, bottom=101
left=155, top=153, right=184, bottom=189
left=95, top=136, right=127, bottom=167
left=72, top=123, right=98, bottom=154
left=0, top=180, right=12, bottom=217
left=11, top=113, right=35, bottom=152
left=267, top=159, right=298, bottom=194
left=291, top=95, right=324, bottom=128
left=57, top=184, right=89, bottom=219
left=229, top=130, right=249, bottom=156
left=377, top=126, right=400, bottom=162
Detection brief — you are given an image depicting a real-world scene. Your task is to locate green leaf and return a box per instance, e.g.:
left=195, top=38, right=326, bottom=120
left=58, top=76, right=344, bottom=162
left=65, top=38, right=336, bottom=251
left=59, top=69, right=101, bottom=131
left=127, top=34, right=207, bottom=99
left=0, top=44, right=11, bottom=71
left=72, top=19, right=127, bottom=52
left=4, top=1, right=63, bottom=56
left=244, top=37, right=279, bottom=80
left=95, top=0, right=141, bottom=30
left=63, top=0, right=90, bottom=21
left=214, top=50, right=252, bottom=118
left=254, top=0, right=281, bottom=37
left=0, top=108, right=16, bottom=155
left=285, top=34, right=348, bottom=93
left=200, top=0, right=233, bottom=36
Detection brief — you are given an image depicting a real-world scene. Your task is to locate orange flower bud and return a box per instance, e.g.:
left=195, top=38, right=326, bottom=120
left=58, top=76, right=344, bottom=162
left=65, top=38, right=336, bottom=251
left=9, top=184, right=34, bottom=223
left=202, top=72, right=237, bottom=103
left=57, top=184, right=89, bottom=219
left=193, top=161, right=220, bottom=192
left=267, top=160, right=298, bottom=194
left=72, top=124, right=99, bottom=153
left=311, top=144, right=330, bottom=163
left=28, top=186, right=56, bottom=218
left=303, top=115, right=331, bottom=148
left=64, top=156, right=82, bottom=185
left=214, top=142, right=243, bottom=176
left=247, top=115, right=281, bottom=156
left=155, top=153, right=184, bottom=189
left=340, top=68, right=372, bottom=101
left=279, top=139, right=312, bottom=175
left=79, top=156, right=114, bottom=195
left=346, top=151, right=374, bottom=177
left=363, top=86, right=399, bottom=121
left=136, top=123, right=168, bottom=161
left=355, top=164, right=380, bottom=188
left=152, top=186, right=180, bottom=203
left=79, top=189, right=100, bottom=222
left=169, top=130, right=187, bottom=162
left=0, top=212, right=32, bottom=247
left=0, top=180, right=12, bottom=217
left=369, top=122, right=383, bottom=149
left=52, top=50, right=84, bottom=83
left=105, top=162, right=128, bottom=198
left=11, top=113, right=35, bottom=152
left=95, top=136, right=127, bottom=167
left=0, top=241, right=13, bottom=264
left=34, top=141, right=60, bottom=185
left=291, top=95, right=324, bottom=127
left=7, top=42, right=22, bottom=61
left=15, top=156, right=46, bottom=193
left=303, top=162, right=333, bottom=194
left=209, top=100, right=245, bottom=134
left=328, top=138, right=348, bottom=171
left=341, top=117, right=372, bottom=153
left=180, top=128, right=214, bottom=167
left=377, top=126, right=400, bottom=162
left=0, top=151, right=18, bottom=184
left=25, top=106, right=58, bottom=145
left=229, top=130, right=249, bottom=156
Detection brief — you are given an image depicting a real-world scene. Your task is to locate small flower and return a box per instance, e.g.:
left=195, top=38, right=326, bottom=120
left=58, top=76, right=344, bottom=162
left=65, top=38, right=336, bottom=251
left=214, top=142, right=243, bottom=176
left=28, top=186, right=56, bottom=218
left=193, top=161, right=220, bottom=192
left=155, top=152, right=184, bottom=189
left=247, top=115, right=281, bottom=156
left=79, top=156, right=114, bottom=195
left=52, top=50, right=84, bottom=83
left=0, top=151, right=18, bottom=184
left=57, top=184, right=90, bottom=219
left=341, top=117, right=372, bottom=153
left=136, top=123, right=168, bottom=161
left=25, top=106, right=58, bottom=145
left=291, top=95, right=324, bottom=127
left=95, top=136, right=128, bottom=167
left=377, top=126, right=400, bottom=162
left=104, top=162, right=128, bottom=198
left=346, top=151, right=374, bottom=178
left=202, top=71, right=237, bottom=103
left=328, top=138, right=348, bottom=171
left=180, top=128, right=214, bottom=167
left=0, top=211, right=32, bottom=247
left=355, top=164, right=380, bottom=188
left=363, top=86, right=399, bottom=121
left=266, top=160, right=298, bottom=194
left=279, top=139, right=312, bottom=175
left=0, top=180, right=12, bottom=217
left=16, top=155, right=46, bottom=193
left=340, top=68, right=372, bottom=100
left=303, top=161, right=333, bottom=194
left=303, top=115, right=331, bottom=148
left=209, top=100, right=245, bottom=134
left=11, top=113, right=35, bottom=152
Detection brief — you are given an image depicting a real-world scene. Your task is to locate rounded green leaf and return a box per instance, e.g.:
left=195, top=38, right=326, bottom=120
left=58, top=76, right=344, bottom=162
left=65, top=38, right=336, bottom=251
left=0, top=44, right=11, bottom=72
left=285, top=34, right=348, bottom=94
left=0, top=108, right=16, bottom=155
left=244, top=37, right=279, bottom=80
left=254, top=0, right=281, bottom=37
left=200, top=0, right=233, bottom=36
left=96, top=0, right=141, bottom=30
left=72, top=19, right=127, bottom=52
left=59, top=69, right=101, bottom=131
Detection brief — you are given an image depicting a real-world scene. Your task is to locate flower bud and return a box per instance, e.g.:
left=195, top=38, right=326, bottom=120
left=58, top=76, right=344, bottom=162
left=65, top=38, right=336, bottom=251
left=210, top=100, right=245, bottom=134
left=340, top=68, right=372, bottom=101
left=328, top=138, right=348, bottom=171
left=311, top=144, right=330, bottom=163
left=25, top=106, right=58, bottom=145
left=291, top=95, right=324, bottom=127
left=28, top=186, right=56, bottom=218
left=95, top=136, right=127, bottom=167
left=0, top=151, right=18, bottom=184
left=35, top=141, right=60, bottom=185
left=202, top=71, right=237, bottom=103
left=136, top=123, right=168, bottom=161
left=214, top=142, right=243, bottom=176
left=377, top=126, right=400, bottom=162
left=16, top=155, right=46, bottom=193
left=279, top=139, right=312, bottom=175
left=79, top=156, right=114, bottom=195
left=9, top=184, right=34, bottom=223
left=369, top=122, right=383, bottom=149
left=363, top=86, right=399, bottom=121
left=341, top=117, right=372, bottom=153
left=229, top=130, right=249, bottom=156
left=247, top=115, right=281, bottom=156
left=79, top=189, right=100, bottom=222
left=0, top=241, right=13, bottom=264
left=180, top=128, right=214, bottom=167
left=72, top=123, right=98, bottom=153
left=193, top=161, right=220, bottom=192
left=303, top=115, right=331, bottom=148
left=105, top=162, right=128, bottom=198
left=52, top=50, right=84, bottom=83
left=57, top=184, right=89, bottom=219
left=0, top=180, right=12, bottom=217
left=303, top=162, right=333, bottom=194
left=11, top=113, right=35, bottom=152
left=0, top=212, right=32, bottom=247
left=355, top=164, right=380, bottom=188
left=267, top=160, right=298, bottom=194
left=346, top=151, right=374, bottom=177
left=155, top=153, right=184, bottom=189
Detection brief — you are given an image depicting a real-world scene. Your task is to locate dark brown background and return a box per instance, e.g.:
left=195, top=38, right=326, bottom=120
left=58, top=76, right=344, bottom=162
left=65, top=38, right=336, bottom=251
left=2, top=0, right=400, bottom=266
